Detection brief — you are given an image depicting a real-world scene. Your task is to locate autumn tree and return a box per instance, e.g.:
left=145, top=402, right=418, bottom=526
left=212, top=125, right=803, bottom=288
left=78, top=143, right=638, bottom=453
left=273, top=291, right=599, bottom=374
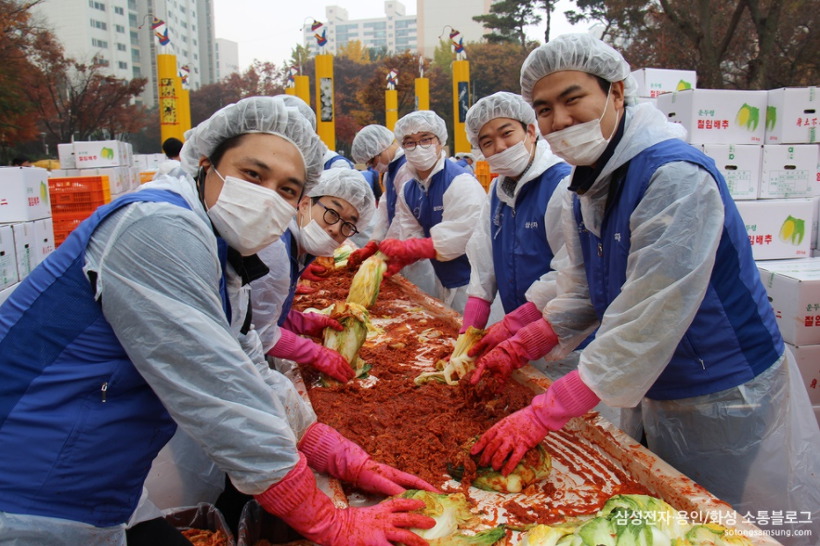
left=468, top=41, right=538, bottom=99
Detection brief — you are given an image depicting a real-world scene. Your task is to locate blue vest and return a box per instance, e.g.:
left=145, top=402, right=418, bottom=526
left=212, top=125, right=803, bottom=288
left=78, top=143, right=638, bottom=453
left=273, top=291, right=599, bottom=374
left=573, top=139, right=783, bottom=400
left=491, top=163, right=571, bottom=313
left=0, top=190, right=209, bottom=526
left=324, top=154, right=354, bottom=170
left=276, top=229, right=314, bottom=326
left=384, top=155, right=407, bottom=225
left=403, top=160, right=472, bottom=288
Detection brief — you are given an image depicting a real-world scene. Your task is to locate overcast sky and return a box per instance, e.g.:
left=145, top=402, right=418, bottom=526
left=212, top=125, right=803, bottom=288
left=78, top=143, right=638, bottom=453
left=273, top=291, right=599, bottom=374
left=212, top=0, right=586, bottom=70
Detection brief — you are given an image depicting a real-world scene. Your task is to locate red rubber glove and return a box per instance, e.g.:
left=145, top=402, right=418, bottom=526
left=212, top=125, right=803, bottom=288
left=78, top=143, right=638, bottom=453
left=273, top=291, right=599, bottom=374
left=471, top=318, right=558, bottom=385
left=295, top=284, right=317, bottom=295
left=459, top=296, right=492, bottom=333
left=379, top=238, right=436, bottom=277
left=283, top=309, right=343, bottom=338
left=347, top=241, right=380, bottom=269
left=471, top=370, right=600, bottom=476
left=300, top=262, right=329, bottom=282
left=467, top=301, right=543, bottom=359
left=299, top=423, right=440, bottom=497
left=271, top=330, right=354, bottom=383
left=256, top=454, right=435, bottom=546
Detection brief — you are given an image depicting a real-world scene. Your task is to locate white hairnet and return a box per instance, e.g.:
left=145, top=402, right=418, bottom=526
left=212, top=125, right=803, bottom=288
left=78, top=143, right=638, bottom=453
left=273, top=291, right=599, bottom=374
left=351, top=125, right=395, bottom=164
left=307, top=168, right=376, bottom=230
left=465, top=91, right=536, bottom=147
left=181, top=96, right=325, bottom=190
left=520, top=33, right=638, bottom=106
left=279, top=95, right=317, bottom=131
left=394, top=111, right=448, bottom=145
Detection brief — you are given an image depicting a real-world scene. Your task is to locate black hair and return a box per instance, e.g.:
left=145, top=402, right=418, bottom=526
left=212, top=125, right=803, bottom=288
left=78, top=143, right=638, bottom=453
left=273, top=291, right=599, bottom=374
left=594, top=75, right=612, bottom=95
left=208, top=133, right=248, bottom=169
left=161, top=137, right=183, bottom=159
left=11, top=156, right=30, bottom=166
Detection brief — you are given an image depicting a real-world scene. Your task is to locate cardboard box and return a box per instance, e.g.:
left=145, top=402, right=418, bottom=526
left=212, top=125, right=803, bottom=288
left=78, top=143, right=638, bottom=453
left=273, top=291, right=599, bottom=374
left=757, top=258, right=820, bottom=346
left=702, top=144, right=761, bottom=200
left=11, top=222, right=35, bottom=280
left=735, top=198, right=815, bottom=260
left=0, top=225, right=18, bottom=290
left=813, top=196, right=819, bottom=250
left=786, top=343, right=820, bottom=404
left=0, top=282, right=18, bottom=307
left=758, top=144, right=819, bottom=198
left=97, top=166, right=131, bottom=194
left=57, top=143, right=76, bottom=169
left=765, top=87, right=819, bottom=144
left=32, top=218, right=54, bottom=266
left=631, top=68, right=697, bottom=98
left=0, top=167, right=52, bottom=222
left=656, top=89, right=768, bottom=145
left=73, top=140, right=127, bottom=168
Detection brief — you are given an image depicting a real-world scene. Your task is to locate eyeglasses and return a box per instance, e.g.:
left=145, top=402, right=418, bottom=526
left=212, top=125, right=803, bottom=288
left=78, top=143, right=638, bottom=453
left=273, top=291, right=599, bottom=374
left=401, top=136, right=437, bottom=151
left=316, top=200, right=359, bottom=237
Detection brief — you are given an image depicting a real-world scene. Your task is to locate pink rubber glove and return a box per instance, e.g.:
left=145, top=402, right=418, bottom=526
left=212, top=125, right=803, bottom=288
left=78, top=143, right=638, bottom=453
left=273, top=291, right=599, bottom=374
left=379, top=238, right=436, bottom=277
left=348, top=240, right=380, bottom=269
left=470, top=318, right=558, bottom=385
left=300, top=262, right=329, bottom=282
left=271, top=330, right=354, bottom=383
left=299, top=422, right=440, bottom=497
left=467, top=301, right=543, bottom=359
left=459, top=296, right=491, bottom=333
left=471, top=370, right=600, bottom=476
left=283, top=309, right=343, bottom=338
left=256, top=454, right=435, bottom=546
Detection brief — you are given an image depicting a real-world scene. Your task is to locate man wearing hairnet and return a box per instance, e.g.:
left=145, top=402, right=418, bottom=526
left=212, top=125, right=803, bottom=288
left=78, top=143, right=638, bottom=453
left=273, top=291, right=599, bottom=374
left=347, top=124, right=412, bottom=267
left=0, top=96, right=435, bottom=545
left=461, top=91, right=571, bottom=354
left=470, top=34, right=820, bottom=544
left=252, top=168, right=376, bottom=384
left=375, top=110, right=486, bottom=313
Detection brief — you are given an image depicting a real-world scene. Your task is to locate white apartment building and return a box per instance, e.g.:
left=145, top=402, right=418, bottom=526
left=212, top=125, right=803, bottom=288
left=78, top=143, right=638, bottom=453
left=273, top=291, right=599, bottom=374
left=302, top=1, right=417, bottom=56
left=33, top=0, right=216, bottom=106
left=215, top=38, right=240, bottom=80
left=301, top=1, right=491, bottom=59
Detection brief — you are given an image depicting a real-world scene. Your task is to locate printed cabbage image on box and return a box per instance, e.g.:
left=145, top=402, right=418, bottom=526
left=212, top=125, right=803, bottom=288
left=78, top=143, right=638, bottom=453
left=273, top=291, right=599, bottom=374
left=0, top=167, right=52, bottom=223
left=631, top=68, right=697, bottom=98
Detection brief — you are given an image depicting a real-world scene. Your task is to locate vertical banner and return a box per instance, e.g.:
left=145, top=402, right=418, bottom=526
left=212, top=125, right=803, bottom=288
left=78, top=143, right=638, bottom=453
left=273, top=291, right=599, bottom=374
left=415, top=78, right=429, bottom=111
left=315, top=54, right=335, bottom=151
left=157, top=54, right=185, bottom=142
left=452, top=59, right=471, bottom=154
left=385, top=68, right=399, bottom=130
left=294, top=75, right=310, bottom=106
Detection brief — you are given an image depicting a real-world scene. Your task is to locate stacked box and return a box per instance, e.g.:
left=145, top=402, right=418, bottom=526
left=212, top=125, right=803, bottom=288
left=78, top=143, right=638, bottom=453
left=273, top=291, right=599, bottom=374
left=702, top=144, right=761, bottom=200
left=48, top=175, right=112, bottom=246
left=0, top=167, right=52, bottom=223
left=11, top=222, right=35, bottom=280
left=757, top=258, right=820, bottom=346
left=631, top=68, right=697, bottom=98
left=656, top=89, right=768, bottom=145
left=759, top=144, right=818, bottom=199
left=735, top=199, right=814, bottom=260
left=765, top=87, right=818, bottom=144
left=32, top=218, right=55, bottom=265
left=0, top=225, right=18, bottom=290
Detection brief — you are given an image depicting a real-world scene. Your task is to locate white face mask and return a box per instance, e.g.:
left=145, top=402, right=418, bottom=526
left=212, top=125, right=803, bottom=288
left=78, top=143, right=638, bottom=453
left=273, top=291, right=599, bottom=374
left=487, top=138, right=533, bottom=178
left=544, top=88, right=618, bottom=166
left=206, top=168, right=295, bottom=256
left=296, top=211, right=340, bottom=257
left=405, top=145, right=439, bottom=172
left=374, top=157, right=389, bottom=174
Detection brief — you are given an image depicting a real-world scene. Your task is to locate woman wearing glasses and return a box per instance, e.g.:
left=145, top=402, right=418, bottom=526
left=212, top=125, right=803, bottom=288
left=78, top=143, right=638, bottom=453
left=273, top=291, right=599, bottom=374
left=251, top=168, right=376, bottom=383
left=377, top=110, right=486, bottom=313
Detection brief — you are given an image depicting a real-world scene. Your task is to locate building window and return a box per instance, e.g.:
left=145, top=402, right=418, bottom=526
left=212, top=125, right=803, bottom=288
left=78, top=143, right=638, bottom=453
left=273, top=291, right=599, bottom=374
left=117, top=42, right=127, bottom=51
left=118, top=61, right=128, bottom=69
left=114, top=6, right=124, bottom=15
left=127, top=0, right=136, bottom=9
left=88, top=0, right=105, bottom=11
left=115, top=24, right=125, bottom=33
left=91, top=38, right=108, bottom=48
left=129, top=13, right=137, bottom=26
left=133, top=66, right=141, bottom=78
left=90, top=19, right=107, bottom=30
left=93, top=56, right=110, bottom=67
left=131, top=48, right=140, bottom=62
